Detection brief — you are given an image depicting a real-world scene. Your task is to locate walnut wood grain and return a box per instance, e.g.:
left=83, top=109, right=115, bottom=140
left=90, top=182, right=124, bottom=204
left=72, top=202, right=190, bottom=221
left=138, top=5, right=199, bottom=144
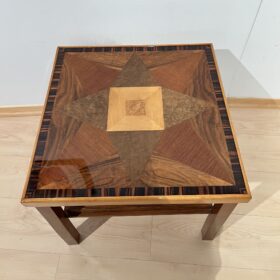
left=153, top=120, right=234, bottom=185
left=64, top=204, right=213, bottom=217
left=64, top=53, right=120, bottom=95
left=141, top=155, right=234, bottom=187
left=72, top=52, right=132, bottom=69
left=20, top=45, right=250, bottom=249
left=39, top=50, right=234, bottom=190
left=150, top=52, right=204, bottom=93
left=37, top=207, right=80, bottom=244
left=22, top=44, right=249, bottom=205
left=39, top=123, right=129, bottom=189
left=139, top=50, right=203, bottom=68
left=201, top=203, right=237, bottom=240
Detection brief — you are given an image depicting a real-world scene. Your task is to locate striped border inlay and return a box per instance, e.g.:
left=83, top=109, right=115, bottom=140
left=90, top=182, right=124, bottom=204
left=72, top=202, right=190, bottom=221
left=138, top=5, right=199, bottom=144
left=25, top=45, right=247, bottom=199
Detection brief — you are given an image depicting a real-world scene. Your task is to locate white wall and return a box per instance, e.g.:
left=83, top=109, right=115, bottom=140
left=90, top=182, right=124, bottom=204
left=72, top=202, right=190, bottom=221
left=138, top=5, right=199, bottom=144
left=240, top=0, right=280, bottom=99
left=0, top=0, right=278, bottom=106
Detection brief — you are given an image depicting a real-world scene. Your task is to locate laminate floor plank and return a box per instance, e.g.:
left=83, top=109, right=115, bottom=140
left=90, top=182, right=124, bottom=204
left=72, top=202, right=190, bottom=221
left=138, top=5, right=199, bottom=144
left=0, top=116, right=39, bottom=199
left=55, top=254, right=280, bottom=280
left=150, top=214, right=280, bottom=270
left=238, top=134, right=280, bottom=154
left=0, top=106, right=280, bottom=278
left=233, top=171, right=280, bottom=218
left=230, top=107, right=280, bottom=136
left=0, top=248, right=58, bottom=280
left=0, top=155, right=31, bottom=198
left=0, top=197, right=152, bottom=260
left=0, top=116, right=39, bottom=157
left=242, top=152, right=280, bottom=174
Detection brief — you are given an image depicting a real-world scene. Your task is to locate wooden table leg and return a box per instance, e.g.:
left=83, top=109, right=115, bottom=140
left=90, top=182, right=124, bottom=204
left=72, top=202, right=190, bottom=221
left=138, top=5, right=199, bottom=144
left=201, top=203, right=237, bottom=240
left=37, top=207, right=80, bottom=245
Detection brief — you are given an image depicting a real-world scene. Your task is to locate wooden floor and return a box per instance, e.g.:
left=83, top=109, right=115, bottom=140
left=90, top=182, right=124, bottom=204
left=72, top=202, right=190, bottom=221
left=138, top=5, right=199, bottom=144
left=0, top=105, right=280, bottom=279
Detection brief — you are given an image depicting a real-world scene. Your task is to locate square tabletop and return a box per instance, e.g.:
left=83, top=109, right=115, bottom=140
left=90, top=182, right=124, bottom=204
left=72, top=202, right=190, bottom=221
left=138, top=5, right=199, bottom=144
left=21, top=44, right=251, bottom=207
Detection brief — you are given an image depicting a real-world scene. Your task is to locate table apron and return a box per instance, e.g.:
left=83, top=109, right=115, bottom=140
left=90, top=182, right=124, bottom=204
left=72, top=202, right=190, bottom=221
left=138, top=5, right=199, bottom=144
left=64, top=203, right=221, bottom=218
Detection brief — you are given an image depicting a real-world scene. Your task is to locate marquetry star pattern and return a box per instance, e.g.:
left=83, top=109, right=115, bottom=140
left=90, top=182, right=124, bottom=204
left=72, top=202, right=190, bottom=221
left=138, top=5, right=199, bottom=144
left=38, top=51, right=235, bottom=190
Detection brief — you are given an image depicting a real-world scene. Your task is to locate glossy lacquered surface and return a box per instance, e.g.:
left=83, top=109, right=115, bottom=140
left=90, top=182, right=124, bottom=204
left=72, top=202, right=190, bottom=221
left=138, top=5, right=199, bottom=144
left=22, top=44, right=249, bottom=204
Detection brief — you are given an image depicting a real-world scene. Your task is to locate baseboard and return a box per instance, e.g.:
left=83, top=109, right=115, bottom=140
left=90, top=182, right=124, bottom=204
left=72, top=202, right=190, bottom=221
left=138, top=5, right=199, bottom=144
left=0, top=98, right=280, bottom=117
left=0, top=105, right=43, bottom=117
left=228, top=98, right=280, bottom=109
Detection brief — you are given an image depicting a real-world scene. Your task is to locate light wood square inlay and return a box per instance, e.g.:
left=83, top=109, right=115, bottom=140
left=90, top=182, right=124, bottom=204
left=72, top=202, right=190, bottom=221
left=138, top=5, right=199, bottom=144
left=107, top=86, right=164, bottom=131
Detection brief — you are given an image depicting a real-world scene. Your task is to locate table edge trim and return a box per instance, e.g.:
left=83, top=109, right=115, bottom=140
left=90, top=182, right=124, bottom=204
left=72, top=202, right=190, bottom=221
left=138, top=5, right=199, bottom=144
left=210, top=44, right=251, bottom=198
left=21, top=193, right=251, bottom=207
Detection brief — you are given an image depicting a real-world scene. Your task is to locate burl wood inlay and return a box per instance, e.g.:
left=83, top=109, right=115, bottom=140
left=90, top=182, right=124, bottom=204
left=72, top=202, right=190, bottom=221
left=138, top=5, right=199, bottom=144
left=125, top=100, right=146, bottom=116
left=36, top=48, right=236, bottom=191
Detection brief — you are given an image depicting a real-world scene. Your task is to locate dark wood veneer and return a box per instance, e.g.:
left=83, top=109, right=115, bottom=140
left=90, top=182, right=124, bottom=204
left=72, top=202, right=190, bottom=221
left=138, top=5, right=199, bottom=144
left=21, top=44, right=251, bottom=244
left=23, top=44, right=248, bottom=203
